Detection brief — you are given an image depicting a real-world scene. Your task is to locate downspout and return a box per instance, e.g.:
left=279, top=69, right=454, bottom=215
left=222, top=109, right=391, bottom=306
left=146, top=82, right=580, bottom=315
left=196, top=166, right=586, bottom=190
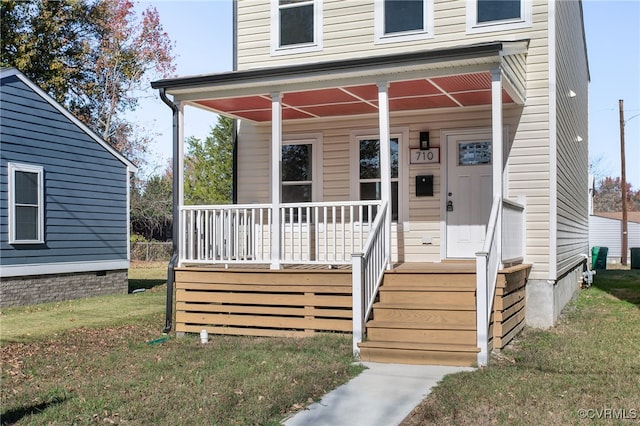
left=159, top=87, right=179, bottom=334
left=232, top=0, right=238, bottom=204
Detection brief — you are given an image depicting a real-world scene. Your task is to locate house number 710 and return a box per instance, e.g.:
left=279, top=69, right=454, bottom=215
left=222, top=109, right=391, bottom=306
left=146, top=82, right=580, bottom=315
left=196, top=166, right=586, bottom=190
left=410, top=148, right=440, bottom=164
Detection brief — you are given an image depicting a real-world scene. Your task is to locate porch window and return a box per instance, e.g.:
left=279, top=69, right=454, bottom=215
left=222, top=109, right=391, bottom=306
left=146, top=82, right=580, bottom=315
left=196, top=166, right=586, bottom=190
left=282, top=142, right=312, bottom=203
left=375, top=0, right=434, bottom=44
left=466, top=0, right=531, bottom=34
left=272, top=0, right=323, bottom=55
left=358, top=138, right=399, bottom=221
left=8, top=162, right=44, bottom=244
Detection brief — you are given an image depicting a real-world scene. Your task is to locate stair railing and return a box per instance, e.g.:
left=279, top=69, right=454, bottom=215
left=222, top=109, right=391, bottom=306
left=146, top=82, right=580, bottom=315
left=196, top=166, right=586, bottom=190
left=352, top=202, right=389, bottom=356
left=475, top=195, right=501, bottom=366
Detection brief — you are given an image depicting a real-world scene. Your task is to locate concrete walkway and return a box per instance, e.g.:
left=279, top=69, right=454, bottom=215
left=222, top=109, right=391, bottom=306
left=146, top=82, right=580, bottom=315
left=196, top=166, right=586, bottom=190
left=283, top=362, right=474, bottom=426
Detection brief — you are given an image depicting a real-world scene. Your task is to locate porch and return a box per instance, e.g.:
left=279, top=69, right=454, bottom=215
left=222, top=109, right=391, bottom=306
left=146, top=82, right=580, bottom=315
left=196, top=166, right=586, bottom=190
left=174, top=261, right=529, bottom=367
left=172, top=197, right=528, bottom=367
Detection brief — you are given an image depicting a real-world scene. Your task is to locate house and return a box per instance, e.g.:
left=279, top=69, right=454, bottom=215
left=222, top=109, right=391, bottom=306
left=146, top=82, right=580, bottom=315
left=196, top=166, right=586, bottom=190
left=0, top=68, right=137, bottom=308
left=151, top=0, right=590, bottom=366
left=589, top=212, right=640, bottom=265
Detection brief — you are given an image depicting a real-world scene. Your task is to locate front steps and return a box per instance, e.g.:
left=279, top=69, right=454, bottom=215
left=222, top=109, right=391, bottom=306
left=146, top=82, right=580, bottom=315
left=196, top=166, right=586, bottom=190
left=358, top=268, right=480, bottom=366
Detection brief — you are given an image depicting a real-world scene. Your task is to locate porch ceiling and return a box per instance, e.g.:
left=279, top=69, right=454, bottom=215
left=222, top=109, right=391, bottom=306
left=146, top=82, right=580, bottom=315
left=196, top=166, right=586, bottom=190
left=193, top=72, right=515, bottom=122
left=152, top=41, right=529, bottom=123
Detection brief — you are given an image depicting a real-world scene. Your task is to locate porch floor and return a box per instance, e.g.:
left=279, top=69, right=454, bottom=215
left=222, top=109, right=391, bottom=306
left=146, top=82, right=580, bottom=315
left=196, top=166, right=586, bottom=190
left=178, top=260, right=476, bottom=273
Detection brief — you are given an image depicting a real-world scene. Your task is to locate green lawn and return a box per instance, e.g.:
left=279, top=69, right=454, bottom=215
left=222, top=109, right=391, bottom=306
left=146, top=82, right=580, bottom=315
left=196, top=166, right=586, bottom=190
left=0, top=262, right=361, bottom=425
left=401, top=269, right=640, bottom=425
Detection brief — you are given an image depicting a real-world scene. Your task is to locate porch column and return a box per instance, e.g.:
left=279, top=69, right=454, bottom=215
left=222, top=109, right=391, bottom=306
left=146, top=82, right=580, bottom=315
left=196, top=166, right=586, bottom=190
left=377, top=82, right=392, bottom=269
left=270, top=92, right=282, bottom=269
left=491, top=68, right=503, bottom=264
left=176, top=101, right=185, bottom=264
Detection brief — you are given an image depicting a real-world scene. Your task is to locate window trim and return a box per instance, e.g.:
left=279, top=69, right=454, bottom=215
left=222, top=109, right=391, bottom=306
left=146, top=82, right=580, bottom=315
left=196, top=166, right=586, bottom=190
left=271, top=0, right=323, bottom=56
left=282, top=133, right=323, bottom=202
left=466, top=0, right=532, bottom=34
left=374, top=0, right=434, bottom=44
left=8, top=162, right=45, bottom=244
left=349, top=128, right=409, bottom=225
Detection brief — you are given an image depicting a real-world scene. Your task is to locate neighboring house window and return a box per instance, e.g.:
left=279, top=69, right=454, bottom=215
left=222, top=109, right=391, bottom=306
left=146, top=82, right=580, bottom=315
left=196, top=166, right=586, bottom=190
left=272, top=0, right=323, bottom=55
left=8, top=162, right=44, bottom=244
left=357, top=137, right=399, bottom=221
left=467, top=0, right=531, bottom=34
left=375, top=0, right=434, bottom=44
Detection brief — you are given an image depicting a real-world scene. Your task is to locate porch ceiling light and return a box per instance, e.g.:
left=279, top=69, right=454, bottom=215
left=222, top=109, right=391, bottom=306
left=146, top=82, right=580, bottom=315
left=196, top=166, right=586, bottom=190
left=576, top=135, right=583, bottom=142
left=568, top=90, right=577, bottom=98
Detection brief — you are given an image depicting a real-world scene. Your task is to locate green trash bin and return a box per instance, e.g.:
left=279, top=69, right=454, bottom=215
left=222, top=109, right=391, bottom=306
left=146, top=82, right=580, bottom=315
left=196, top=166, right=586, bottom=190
left=591, top=246, right=600, bottom=270
left=595, top=247, right=608, bottom=270
left=631, top=248, right=640, bottom=270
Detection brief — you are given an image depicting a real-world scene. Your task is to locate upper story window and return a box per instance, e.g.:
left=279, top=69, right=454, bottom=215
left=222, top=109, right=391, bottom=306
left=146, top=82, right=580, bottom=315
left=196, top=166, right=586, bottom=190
left=8, top=162, right=44, bottom=244
left=375, top=0, right=434, bottom=44
left=271, top=0, right=323, bottom=55
left=467, top=0, right=531, bottom=34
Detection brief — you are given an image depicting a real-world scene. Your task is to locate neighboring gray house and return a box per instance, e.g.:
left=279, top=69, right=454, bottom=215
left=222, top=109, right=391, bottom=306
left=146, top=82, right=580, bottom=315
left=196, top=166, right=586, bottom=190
left=0, top=68, right=136, bottom=307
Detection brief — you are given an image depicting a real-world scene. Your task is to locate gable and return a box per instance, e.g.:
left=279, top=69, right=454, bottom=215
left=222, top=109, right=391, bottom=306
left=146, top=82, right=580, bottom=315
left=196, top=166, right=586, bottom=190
left=0, top=69, right=133, bottom=275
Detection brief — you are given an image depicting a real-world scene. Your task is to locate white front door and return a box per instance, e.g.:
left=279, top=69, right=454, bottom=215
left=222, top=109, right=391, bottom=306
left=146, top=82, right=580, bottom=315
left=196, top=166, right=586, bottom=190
left=446, top=132, right=493, bottom=258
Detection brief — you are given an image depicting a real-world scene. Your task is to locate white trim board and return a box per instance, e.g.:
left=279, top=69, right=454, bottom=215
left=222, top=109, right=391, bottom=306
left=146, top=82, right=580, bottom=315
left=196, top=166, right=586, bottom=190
left=0, top=260, right=130, bottom=278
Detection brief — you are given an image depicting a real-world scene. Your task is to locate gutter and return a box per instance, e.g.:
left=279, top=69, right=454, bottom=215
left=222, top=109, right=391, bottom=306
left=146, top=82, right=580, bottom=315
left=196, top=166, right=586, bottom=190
left=150, top=41, right=529, bottom=92
left=159, top=87, right=179, bottom=334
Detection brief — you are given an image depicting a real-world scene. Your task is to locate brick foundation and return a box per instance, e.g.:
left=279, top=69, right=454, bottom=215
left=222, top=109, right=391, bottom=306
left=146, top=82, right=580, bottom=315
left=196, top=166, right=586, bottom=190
left=0, top=269, right=128, bottom=308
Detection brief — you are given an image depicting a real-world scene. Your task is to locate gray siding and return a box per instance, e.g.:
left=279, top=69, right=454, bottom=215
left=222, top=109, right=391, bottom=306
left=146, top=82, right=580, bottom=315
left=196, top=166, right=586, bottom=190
left=0, top=74, right=129, bottom=268
left=554, top=0, right=590, bottom=276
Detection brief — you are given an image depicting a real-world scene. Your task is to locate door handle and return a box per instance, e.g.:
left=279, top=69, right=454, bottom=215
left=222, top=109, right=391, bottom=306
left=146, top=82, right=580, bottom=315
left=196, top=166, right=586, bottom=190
left=447, top=200, right=454, bottom=212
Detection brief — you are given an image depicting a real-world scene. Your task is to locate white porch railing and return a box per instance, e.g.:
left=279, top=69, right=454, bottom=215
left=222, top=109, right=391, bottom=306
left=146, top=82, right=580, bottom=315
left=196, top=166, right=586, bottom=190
left=476, top=196, right=526, bottom=366
left=181, top=204, right=272, bottom=264
left=180, top=200, right=382, bottom=266
left=351, top=202, right=389, bottom=356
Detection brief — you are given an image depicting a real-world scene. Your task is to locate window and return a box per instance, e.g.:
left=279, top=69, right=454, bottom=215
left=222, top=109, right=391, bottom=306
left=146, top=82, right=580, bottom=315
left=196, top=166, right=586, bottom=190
left=8, top=162, right=44, bottom=244
left=358, top=138, right=399, bottom=221
left=458, top=141, right=492, bottom=166
left=282, top=142, right=313, bottom=204
left=467, top=0, right=531, bottom=33
left=272, top=0, right=323, bottom=55
left=375, top=0, right=433, bottom=44
left=477, top=0, right=521, bottom=23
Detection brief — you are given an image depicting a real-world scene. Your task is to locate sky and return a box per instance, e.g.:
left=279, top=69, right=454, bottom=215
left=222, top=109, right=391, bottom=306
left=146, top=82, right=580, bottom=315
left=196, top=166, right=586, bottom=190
left=135, top=0, right=640, bottom=189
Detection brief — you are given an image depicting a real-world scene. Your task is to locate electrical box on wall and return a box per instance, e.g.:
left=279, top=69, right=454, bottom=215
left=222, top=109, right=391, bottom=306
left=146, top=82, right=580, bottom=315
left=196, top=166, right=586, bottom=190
left=416, top=175, right=434, bottom=197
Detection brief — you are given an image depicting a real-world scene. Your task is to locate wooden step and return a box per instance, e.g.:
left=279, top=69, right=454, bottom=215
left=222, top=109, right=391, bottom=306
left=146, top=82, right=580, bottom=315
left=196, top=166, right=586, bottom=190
left=379, top=284, right=475, bottom=292
left=378, top=290, right=475, bottom=307
left=358, top=341, right=479, bottom=366
left=366, top=325, right=476, bottom=346
left=367, top=319, right=475, bottom=331
left=372, top=303, right=476, bottom=326
left=382, top=273, right=476, bottom=288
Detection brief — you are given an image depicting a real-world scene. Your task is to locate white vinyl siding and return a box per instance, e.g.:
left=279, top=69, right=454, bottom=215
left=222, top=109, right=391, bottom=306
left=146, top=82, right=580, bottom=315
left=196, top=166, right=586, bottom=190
left=235, top=0, right=556, bottom=279
left=237, top=105, right=525, bottom=263
left=553, top=0, right=589, bottom=276
left=589, top=216, right=640, bottom=261
left=237, top=0, right=546, bottom=70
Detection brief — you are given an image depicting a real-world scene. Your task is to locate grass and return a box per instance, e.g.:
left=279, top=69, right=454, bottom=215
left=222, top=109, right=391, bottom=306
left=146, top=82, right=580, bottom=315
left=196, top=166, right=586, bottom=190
left=0, top=262, right=362, bottom=425
left=401, top=269, right=640, bottom=425
left=0, top=262, right=167, bottom=344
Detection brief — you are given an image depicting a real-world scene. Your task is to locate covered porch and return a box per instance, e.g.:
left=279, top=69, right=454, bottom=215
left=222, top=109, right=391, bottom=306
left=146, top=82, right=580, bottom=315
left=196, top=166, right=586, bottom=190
left=152, top=41, right=530, bottom=366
